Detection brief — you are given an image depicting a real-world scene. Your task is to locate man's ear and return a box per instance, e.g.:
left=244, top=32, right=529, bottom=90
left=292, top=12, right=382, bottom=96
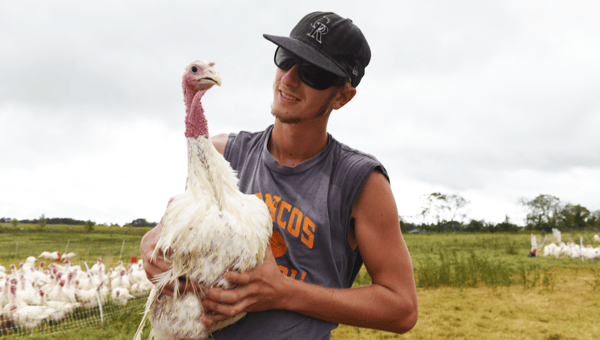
left=331, top=85, right=357, bottom=111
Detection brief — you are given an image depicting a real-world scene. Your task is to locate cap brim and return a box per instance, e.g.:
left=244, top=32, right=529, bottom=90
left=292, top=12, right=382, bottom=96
left=263, top=34, right=349, bottom=78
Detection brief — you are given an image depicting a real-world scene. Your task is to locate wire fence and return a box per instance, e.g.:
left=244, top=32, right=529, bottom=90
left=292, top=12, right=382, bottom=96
left=0, top=234, right=152, bottom=339
left=0, top=292, right=147, bottom=338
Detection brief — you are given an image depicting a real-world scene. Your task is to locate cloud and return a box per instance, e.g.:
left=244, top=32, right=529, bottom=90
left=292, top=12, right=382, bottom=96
left=1, top=0, right=600, bottom=225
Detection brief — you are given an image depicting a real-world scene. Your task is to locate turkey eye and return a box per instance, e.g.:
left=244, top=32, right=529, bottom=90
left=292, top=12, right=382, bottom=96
left=191, top=66, right=198, bottom=73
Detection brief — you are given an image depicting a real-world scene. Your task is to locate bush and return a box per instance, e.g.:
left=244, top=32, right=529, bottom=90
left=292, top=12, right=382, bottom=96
left=38, top=214, right=47, bottom=230
left=85, top=220, right=96, bottom=233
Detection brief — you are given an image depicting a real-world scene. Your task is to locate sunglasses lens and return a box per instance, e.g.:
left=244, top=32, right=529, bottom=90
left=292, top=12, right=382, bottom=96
left=299, top=65, right=345, bottom=90
left=275, top=48, right=295, bottom=71
left=274, top=47, right=347, bottom=90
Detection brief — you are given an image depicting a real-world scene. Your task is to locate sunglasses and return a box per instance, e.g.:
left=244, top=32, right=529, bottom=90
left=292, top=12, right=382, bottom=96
left=274, top=47, right=348, bottom=90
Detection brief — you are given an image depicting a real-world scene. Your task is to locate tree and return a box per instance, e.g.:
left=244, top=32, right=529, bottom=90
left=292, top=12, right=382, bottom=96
left=38, top=214, right=47, bottom=230
left=128, top=218, right=157, bottom=228
left=464, top=219, right=485, bottom=233
left=11, top=219, right=18, bottom=228
left=399, top=216, right=417, bottom=234
left=559, top=204, right=591, bottom=230
left=496, top=215, right=520, bottom=232
left=420, top=192, right=470, bottom=225
left=85, top=220, right=95, bottom=233
left=519, top=194, right=561, bottom=232
left=588, top=210, right=600, bottom=229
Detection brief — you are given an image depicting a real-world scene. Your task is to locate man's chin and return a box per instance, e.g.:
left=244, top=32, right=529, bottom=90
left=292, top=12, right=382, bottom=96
left=271, top=106, right=301, bottom=125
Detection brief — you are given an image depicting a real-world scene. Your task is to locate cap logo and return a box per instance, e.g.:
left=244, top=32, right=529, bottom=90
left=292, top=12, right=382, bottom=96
left=307, top=16, right=330, bottom=43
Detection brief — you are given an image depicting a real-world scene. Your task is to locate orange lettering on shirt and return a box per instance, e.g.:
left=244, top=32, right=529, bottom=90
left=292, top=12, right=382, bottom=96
left=301, top=217, right=315, bottom=249
left=277, top=265, right=306, bottom=281
left=254, top=192, right=262, bottom=199
left=287, top=207, right=303, bottom=237
left=277, top=200, right=292, bottom=230
left=264, top=194, right=281, bottom=221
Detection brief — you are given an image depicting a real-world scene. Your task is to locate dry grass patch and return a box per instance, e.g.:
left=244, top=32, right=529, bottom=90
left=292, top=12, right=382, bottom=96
left=332, top=267, right=600, bottom=340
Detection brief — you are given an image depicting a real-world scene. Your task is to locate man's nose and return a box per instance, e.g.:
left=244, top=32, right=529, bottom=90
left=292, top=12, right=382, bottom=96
left=281, top=64, right=301, bottom=87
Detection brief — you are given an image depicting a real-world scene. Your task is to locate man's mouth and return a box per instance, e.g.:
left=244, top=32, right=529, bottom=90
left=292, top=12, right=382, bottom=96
left=280, top=90, right=299, bottom=102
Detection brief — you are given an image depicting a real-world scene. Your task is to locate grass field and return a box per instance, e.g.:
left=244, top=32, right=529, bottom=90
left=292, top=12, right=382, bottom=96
left=334, top=231, right=600, bottom=340
left=0, top=223, right=150, bottom=269
left=1, top=224, right=599, bottom=339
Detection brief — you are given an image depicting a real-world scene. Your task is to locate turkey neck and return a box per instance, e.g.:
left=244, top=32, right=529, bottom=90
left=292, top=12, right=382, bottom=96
left=184, top=89, right=209, bottom=139
left=183, top=87, right=224, bottom=208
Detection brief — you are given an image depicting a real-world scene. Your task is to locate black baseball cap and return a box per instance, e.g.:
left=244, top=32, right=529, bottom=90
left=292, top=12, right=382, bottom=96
left=263, top=11, right=371, bottom=87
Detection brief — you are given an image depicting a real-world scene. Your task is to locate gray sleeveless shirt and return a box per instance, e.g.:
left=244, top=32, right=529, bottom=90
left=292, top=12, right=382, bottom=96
left=212, top=125, right=388, bottom=340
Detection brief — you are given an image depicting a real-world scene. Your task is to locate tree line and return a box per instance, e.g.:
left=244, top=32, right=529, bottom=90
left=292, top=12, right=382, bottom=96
left=400, top=193, right=600, bottom=234
left=0, top=216, right=89, bottom=225
left=0, top=216, right=157, bottom=229
left=3, top=193, right=598, bottom=234
left=519, top=194, right=600, bottom=232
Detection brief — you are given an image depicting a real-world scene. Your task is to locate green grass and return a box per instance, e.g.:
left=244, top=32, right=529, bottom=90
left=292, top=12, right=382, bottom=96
left=0, top=223, right=151, bottom=268
left=2, top=225, right=599, bottom=339
left=406, top=232, right=599, bottom=291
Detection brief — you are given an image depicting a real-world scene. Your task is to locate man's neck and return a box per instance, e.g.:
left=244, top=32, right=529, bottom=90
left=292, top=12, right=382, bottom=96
left=268, top=120, right=329, bottom=167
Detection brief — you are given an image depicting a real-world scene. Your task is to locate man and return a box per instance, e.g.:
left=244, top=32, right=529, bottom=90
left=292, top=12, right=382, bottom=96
left=141, top=11, right=418, bottom=339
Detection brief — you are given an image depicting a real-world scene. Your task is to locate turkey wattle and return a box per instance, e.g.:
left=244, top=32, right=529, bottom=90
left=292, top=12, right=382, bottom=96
left=134, top=60, right=272, bottom=340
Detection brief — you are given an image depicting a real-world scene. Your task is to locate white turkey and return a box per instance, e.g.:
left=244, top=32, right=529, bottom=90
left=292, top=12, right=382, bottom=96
left=134, top=60, right=272, bottom=340
left=61, top=252, right=78, bottom=260
left=111, top=287, right=134, bottom=306
left=110, top=269, right=131, bottom=290
left=12, top=291, right=52, bottom=330
left=90, top=257, right=106, bottom=276
left=22, top=256, right=37, bottom=272
left=110, top=261, right=126, bottom=279
left=38, top=251, right=60, bottom=261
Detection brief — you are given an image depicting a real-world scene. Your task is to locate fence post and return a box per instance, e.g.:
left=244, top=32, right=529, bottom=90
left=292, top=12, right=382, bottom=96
left=119, top=240, right=125, bottom=260
left=84, top=261, right=104, bottom=323
left=581, top=236, right=584, bottom=262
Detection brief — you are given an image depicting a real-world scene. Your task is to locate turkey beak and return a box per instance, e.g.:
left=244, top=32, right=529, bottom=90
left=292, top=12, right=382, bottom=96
left=198, top=75, right=222, bottom=87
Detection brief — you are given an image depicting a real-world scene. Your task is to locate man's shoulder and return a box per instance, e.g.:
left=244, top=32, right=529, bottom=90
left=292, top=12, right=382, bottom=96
left=224, top=125, right=272, bottom=164
left=227, top=126, right=271, bottom=148
left=329, top=136, right=387, bottom=178
left=334, top=138, right=379, bottom=163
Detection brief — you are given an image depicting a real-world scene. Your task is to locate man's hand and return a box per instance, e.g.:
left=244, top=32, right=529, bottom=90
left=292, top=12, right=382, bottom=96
left=199, top=248, right=288, bottom=327
left=140, top=217, right=202, bottom=297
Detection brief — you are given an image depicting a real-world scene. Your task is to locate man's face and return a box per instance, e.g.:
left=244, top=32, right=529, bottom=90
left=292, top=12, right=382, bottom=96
left=271, top=65, right=340, bottom=124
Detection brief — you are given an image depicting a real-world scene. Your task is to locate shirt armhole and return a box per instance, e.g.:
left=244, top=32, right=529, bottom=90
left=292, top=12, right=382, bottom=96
left=223, top=132, right=238, bottom=162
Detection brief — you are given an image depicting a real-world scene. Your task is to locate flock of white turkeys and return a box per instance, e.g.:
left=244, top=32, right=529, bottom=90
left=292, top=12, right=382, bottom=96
left=540, top=232, right=600, bottom=259
left=0, top=254, right=152, bottom=330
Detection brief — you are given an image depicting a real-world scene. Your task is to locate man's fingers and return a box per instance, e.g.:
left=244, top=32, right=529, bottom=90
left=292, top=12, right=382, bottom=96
left=202, top=297, right=247, bottom=318
left=203, top=287, right=241, bottom=304
left=223, top=270, right=252, bottom=285
left=200, top=311, right=230, bottom=328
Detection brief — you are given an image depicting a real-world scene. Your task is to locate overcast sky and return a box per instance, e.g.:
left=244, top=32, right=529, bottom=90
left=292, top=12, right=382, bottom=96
left=1, top=0, right=599, bottom=226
